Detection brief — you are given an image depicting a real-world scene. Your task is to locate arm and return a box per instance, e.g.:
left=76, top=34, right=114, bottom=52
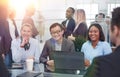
left=103, top=42, right=112, bottom=55
left=11, top=39, right=22, bottom=62
left=39, top=42, right=49, bottom=64
left=84, top=57, right=99, bottom=77
left=34, top=40, right=41, bottom=63
left=81, top=42, right=91, bottom=66
left=69, top=40, right=75, bottom=52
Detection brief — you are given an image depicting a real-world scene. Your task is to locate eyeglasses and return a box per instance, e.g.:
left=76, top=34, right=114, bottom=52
left=51, top=30, right=62, bottom=35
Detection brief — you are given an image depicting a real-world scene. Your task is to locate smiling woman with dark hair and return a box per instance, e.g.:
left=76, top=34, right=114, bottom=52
left=84, top=7, right=120, bottom=77
left=81, top=23, right=112, bottom=67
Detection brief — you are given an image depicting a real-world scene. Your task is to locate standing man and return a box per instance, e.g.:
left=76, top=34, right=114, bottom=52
left=62, top=7, right=75, bottom=38
left=84, top=7, right=120, bottom=77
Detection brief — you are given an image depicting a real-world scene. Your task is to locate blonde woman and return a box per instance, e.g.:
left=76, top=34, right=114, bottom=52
left=11, top=23, right=41, bottom=63
left=68, top=9, right=88, bottom=51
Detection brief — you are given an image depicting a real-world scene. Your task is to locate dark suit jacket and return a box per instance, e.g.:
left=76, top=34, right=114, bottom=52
left=73, top=22, right=87, bottom=38
left=84, top=45, right=120, bottom=77
left=0, top=54, right=10, bottom=77
left=62, top=18, right=75, bottom=38
left=0, top=19, right=12, bottom=54
left=40, top=38, right=75, bottom=63
left=40, top=38, right=75, bottom=71
left=22, top=16, right=39, bottom=38
left=12, top=19, right=19, bottom=37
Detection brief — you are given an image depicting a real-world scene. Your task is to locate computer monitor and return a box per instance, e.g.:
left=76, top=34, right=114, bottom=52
left=53, top=51, right=85, bottom=73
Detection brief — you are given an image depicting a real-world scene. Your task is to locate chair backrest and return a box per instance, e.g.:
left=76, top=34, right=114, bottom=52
left=53, top=51, right=85, bottom=71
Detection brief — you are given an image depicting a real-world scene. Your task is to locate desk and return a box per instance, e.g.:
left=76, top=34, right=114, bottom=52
left=9, top=63, right=84, bottom=77
left=42, top=72, right=83, bottom=77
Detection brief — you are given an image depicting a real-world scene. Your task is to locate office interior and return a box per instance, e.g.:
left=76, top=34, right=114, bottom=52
left=7, top=0, right=120, bottom=42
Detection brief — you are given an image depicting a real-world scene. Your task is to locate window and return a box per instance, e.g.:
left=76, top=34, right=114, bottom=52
left=108, top=4, right=120, bottom=16
left=76, top=4, right=98, bottom=27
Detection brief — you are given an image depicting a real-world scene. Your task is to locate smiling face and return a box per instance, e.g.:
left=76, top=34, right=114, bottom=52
left=50, top=25, right=64, bottom=41
left=21, top=24, right=32, bottom=40
left=89, top=26, right=100, bottom=42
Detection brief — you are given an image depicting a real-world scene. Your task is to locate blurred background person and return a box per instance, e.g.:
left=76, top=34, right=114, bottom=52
left=81, top=23, right=112, bottom=67
left=22, top=4, right=39, bottom=38
left=8, top=7, right=19, bottom=40
left=33, top=10, right=45, bottom=43
left=96, top=13, right=108, bottom=42
left=68, top=9, right=87, bottom=52
left=62, top=7, right=75, bottom=38
left=11, top=23, right=41, bottom=63
left=105, top=16, right=111, bottom=43
left=0, top=1, right=11, bottom=75
left=0, top=3, right=13, bottom=68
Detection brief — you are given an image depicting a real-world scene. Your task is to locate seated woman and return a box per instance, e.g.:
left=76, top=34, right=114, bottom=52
left=11, top=23, right=41, bottom=63
left=81, top=23, right=112, bottom=67
left=68, top=9, right=88, bottom=51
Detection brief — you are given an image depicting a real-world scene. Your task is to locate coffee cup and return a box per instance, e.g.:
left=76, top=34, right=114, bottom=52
left=26, top=59, right=34, bottom=71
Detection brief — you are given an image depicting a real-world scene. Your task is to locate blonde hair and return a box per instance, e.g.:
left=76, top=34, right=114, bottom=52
left=21, top=23, right=33, bottom=31
left=76, top=9, right=86, bottom=23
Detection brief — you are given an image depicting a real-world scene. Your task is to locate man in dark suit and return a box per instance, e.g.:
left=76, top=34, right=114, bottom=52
left=84, top=7, right=120, bottom=77
left=40, top=23, right=75, bottom=72
left=62, top=7, right=75, bottom=38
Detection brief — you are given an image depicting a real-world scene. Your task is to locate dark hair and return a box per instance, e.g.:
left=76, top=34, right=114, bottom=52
left=95, top=14, right=98, bottom=18
left=111, top=7, right=120, bottom=31
left=49, top=23, right=64, bottom=32
left=88, top=23, right=105, bottom=41
left=98, top=13, right=105, bottom=18
left=69, top=7, right=75, bottom=14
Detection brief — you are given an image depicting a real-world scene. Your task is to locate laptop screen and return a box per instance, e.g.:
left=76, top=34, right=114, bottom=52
left=53, top=51, right=85, bottom=71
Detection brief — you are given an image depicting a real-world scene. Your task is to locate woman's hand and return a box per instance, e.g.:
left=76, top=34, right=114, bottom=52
left=85, top=59, right=90, bottom=67
left=68, top=34, right=75, bottom=41
left=20, top=38, right=29, bottom=47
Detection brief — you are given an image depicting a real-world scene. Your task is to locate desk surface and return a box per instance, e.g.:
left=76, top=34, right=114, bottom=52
left=9, top=63, right=85, bottom=77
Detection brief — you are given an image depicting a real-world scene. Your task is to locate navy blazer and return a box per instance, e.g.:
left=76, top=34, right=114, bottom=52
left=62, top=18, right=75, bottom=38
left=84, top=46, right=120, bottom=77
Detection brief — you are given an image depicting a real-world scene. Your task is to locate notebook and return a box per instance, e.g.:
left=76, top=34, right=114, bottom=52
left=12, top=63, right=23, bottom=69
left=17, top=71, right=41, bottom=77
left=53, top=51, right=85, bottom=71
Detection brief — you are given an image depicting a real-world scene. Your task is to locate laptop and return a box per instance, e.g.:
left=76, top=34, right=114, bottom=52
left=53, top=51, right=85, bottom=74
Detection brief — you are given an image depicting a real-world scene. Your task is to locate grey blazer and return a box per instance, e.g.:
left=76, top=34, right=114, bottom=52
left=40, top=38, right=75, bottom=64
